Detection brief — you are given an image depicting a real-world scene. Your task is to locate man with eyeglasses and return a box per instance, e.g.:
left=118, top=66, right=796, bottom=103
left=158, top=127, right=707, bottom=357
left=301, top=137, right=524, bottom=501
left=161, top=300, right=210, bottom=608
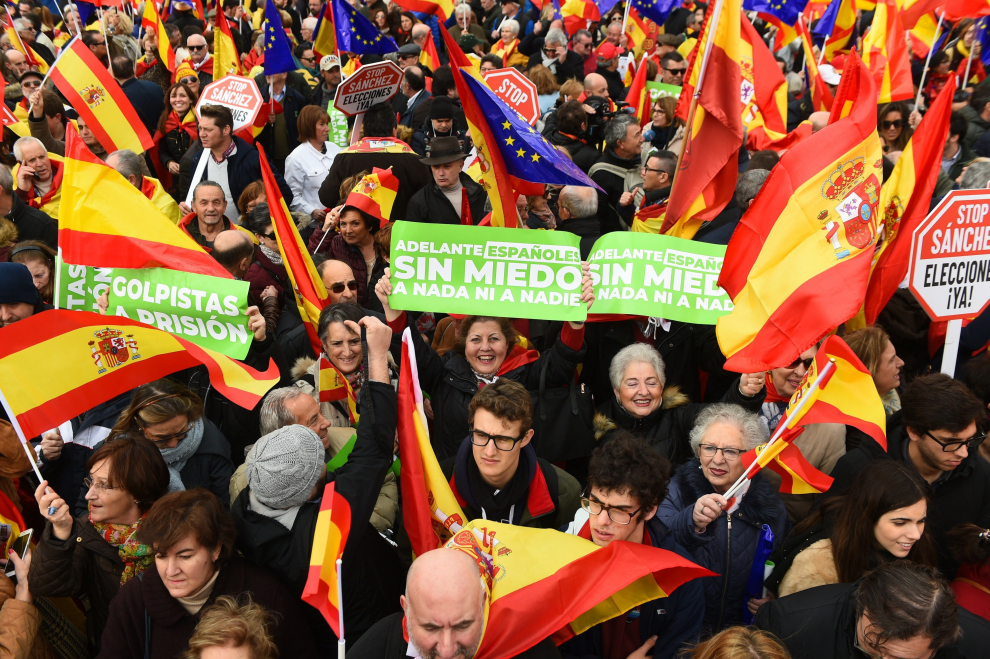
left=756, top=561, right=990, bottom=659
left=560, top=433, right=705, bottom=659
left=617, top=150, right=675, bottom=226
left=571, top=28, right=596, bottom=77
left=828, top=373, right=990, bottom=574
left=440, top=378, right=581, bottom=528
left=186, top=34, right=215, bottom=86
left=81, top=29, right=111, bottom=67
left=526, top=27, right=585, bottom=84
left=317, top=259, right=359, bottom=305
left=660, top=51, right=687, bottom=87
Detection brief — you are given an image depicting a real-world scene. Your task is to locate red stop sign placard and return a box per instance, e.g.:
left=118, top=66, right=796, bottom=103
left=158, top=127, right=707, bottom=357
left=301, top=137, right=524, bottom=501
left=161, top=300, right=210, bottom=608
left=483, top=69, right=540, bottom=126
left=196, top=76, right=263, bottom=133
left=908, top=189, right=990, bottom=321
left=334, top=61, right=404, bottom=117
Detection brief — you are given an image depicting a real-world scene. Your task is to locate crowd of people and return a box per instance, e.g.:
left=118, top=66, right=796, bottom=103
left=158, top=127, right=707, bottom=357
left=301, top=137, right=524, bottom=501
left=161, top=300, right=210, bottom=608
left=1, top=0, right=990, bottom=658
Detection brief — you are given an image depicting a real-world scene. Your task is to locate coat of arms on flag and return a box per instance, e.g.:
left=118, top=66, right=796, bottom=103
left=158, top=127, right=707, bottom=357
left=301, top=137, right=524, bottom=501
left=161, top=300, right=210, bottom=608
left=81, top=85, right=107, bottom=109
left=89, top=328, right=141, bottom=374
left=818, top=158, right=882, bottom=260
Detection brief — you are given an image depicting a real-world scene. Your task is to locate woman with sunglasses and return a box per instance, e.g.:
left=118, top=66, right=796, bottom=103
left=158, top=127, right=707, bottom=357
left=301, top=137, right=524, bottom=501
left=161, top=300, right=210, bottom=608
left=154, top=81, right=198, bottom=191
left=759, top=344, right=818, bottom=434
left=240, top=202, right=290, bottom=310
left=657, top=404, right=789, bottom=634
left=877, top=102, right=913, bottom=154
left=30, top=434, right=170, bottom=654
left=111, top=380, right=234, bottom=507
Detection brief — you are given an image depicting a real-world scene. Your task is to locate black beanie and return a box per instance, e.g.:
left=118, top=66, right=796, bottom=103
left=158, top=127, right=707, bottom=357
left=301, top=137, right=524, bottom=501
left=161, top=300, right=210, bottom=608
left=430, top=96, right=455, bottom=121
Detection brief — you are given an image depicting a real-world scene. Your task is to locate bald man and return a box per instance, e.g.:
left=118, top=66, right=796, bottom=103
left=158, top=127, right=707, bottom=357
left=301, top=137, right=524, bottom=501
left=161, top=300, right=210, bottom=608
left=212, top=230, right=255, bottom=279
left=348, top=548, right=563, bottom=659
left=583, top=72, right=609, bottom=100
left=317, top=258, right=359, bottom=305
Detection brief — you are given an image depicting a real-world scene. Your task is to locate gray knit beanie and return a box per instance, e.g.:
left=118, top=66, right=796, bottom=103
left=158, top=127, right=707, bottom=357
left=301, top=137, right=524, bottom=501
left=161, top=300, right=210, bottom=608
left=245, top=425, right=325, bottom=509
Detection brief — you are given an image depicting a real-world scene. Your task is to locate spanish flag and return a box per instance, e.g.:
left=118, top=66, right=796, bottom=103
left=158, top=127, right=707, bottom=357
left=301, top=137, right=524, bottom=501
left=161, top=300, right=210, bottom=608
left=797, top=15, right=833, bottom=112
left=661, top=0, right=744, bottom=239
left=390, top=0, right=454, bottom=20
left=302, top=481, right=351, bottom=638
left=864, top=76, right=955, bottom=325
left=860, top=0, right=912, bottom=103
left=257, top=143, right=328, bottom=357
left=907, top=11, right=945, bottom=59
left=4, top=15, right=48, bottom=74
left=398, top=327, right=468, bottom=555
left=624, top=53, right=652, bottom=126
left=560, top=0, right=600, bottom=31
left=318, top=355, right=358, bottom=424
left=446, top=520, right=712, bottom=659
left=625, top=7, right=659, bottom=58
left=814, top=0, right=857, bottom=62
left=58, top=125, right=232, bottom=280
left=312, top=2, right=337, bottom=59
left=716, top=52, right=883, bottom=373
left=140, top=0, right=176, bottom=71
left=0, top=311, right=279, bottom=440
left=49, top=37, right=154, bottom=154
left=213, top=6, right=241, bottom=80
left=758, top=12, right=799, bottom=52
left=740, top=427, right=834, bottom=494
left=420, top=30, right=442, bottom=71
left=739, top=14, right=800, bottom=152
left=898, top=0, right=990, bottom=28
left=779, top=335, right=888, bottom=449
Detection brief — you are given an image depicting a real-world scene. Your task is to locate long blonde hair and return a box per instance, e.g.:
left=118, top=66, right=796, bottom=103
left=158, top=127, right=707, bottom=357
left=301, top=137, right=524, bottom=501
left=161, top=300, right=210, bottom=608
left=686, top=627, right=792, bottom=659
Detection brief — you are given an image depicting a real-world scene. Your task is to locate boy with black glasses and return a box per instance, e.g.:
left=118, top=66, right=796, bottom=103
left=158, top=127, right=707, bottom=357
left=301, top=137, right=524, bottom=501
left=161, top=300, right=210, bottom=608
left=440, top=378, right=581, bottom=529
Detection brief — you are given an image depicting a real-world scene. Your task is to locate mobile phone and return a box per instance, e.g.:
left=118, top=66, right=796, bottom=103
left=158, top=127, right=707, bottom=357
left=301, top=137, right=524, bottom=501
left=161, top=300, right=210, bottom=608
left=4, top=529, right=32, bottom=577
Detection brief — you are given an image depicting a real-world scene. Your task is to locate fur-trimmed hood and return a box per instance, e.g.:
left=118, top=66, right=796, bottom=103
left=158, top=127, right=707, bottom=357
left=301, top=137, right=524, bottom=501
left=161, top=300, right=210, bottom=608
left=291, top=355, right=318, bottom=381
left=593, top=385, right=690, bottom=439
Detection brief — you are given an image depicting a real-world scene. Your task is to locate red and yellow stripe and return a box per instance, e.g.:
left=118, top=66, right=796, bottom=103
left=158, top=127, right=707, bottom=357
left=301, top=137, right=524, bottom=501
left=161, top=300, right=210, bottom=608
left=390, top=0, right=454, bottom=20
left=742, top=431, right=834, bottom=495
left=823, top=0, right=857, bottom=62
left=58, top=126, right=231, bottom=279
left=213, top=7, right=241, bottom=79
left=302, top=481, right=351, bottom=638
left=860, top=0, right=913, bottom=103
left=141, top=0, right=176, bottom=71
left=739, top=14, right=792, bottom=151
left=49, top=38, right=154, bottom=154
left=0, top=311, right=278, bottom=439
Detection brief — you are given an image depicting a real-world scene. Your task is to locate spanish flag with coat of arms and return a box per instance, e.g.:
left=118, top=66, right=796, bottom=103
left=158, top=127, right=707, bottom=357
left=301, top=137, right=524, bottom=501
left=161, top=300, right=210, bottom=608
left=716, top=52, right=884, bottom=373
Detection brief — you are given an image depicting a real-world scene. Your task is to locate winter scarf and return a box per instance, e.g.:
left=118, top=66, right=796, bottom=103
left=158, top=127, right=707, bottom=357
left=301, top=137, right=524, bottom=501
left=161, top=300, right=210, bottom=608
left=158, top=417, right=205, bottom=493
left=91, top=515, right=154, bottom=584
left=760, top=374, right=789, bottom=433
left=260, top=244, right=284, bottom=266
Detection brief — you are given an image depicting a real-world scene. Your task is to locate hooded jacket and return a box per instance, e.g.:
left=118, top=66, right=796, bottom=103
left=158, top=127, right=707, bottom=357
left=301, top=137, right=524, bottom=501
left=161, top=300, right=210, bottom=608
left=826, top=411, right=990, bottom=575
left=657, top=460, right=790, bottom=633
left=593, top=378, right=764, bottom=467
left=440, top=438, right=581, bottom=529
left=755, top=582, right=990, bottom=659
left=405, top=172, right=489, bottom=226
left=559, top=514, right=705, bottom=659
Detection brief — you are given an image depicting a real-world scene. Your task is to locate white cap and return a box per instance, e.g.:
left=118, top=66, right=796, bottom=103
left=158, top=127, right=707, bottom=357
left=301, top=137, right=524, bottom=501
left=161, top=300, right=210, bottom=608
left=819, top=64, right=841, bottom=86
left=320, top=54, right=341, bottom=71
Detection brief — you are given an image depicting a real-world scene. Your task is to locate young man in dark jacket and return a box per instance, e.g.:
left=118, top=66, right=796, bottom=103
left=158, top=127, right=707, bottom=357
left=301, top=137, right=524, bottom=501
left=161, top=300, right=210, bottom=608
left=755, top=562, right=990, bottom=659
left=440, top=379, right=582, bottom=529
left=406, top=136, right=490, bottom=225
left=826, top=373, right=990, bottom=575
left=560, top=433, right=705, bottom=659
left=547, top=100, right=600, bottom=174
left=230, top=316, right=405, bottom=652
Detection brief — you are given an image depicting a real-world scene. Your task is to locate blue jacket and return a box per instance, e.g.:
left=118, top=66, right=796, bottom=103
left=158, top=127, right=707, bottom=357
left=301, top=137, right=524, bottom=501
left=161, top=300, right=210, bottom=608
left=559, top=515, right=705, bottom=659
left=656, top=459, right=789, bottom=634
left=120, top=77, right=164, bottom=137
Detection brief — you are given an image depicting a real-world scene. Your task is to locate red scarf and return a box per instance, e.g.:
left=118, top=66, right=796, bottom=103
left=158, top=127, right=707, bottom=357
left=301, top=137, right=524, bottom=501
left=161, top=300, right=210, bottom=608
left=496, top=344, right=539, bottom=376
left=163, top=110, right=198, bottom=141
left=30, top=161, right=62, bottom=209
left=764, top=373, right=789, bottom=404
left=460, top=187, right=472, bottom=225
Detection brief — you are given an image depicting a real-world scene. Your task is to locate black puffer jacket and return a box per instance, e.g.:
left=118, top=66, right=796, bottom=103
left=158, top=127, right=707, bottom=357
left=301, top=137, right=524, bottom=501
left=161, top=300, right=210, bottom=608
left=593, top=379, right=764, bottom=467
left=401, top=315, right=586, bottom=460
left=547, top=130, right=600, bottom=173
left=658, top=460, right=789, bottom=634
left=404, top=172, right=489, bottom=225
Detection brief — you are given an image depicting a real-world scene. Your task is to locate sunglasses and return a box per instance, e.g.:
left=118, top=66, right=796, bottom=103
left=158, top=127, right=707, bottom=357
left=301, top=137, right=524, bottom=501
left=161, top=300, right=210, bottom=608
left=301, top=55, right=316, bottom=62
left=665, top=67, right=687, bottom=75
left=261, top=231, right=276, bottom=240
left=784, top=356, right=814, bottom=370
left=21, top=80, right=41, bottom=88
left=179, top=76, right=198, bottom=85
left=188, top=44, right=207, bottom=50
left=543, top=47, right=558, bottom=55
left=330, top=280, right=359, bottom=294
left=881, top=120, right=903, bottom=130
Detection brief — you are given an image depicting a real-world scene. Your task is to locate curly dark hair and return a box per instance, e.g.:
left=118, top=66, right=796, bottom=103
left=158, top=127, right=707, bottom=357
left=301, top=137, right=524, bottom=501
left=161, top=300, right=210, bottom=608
left=587, top=431, right=670, bottom=516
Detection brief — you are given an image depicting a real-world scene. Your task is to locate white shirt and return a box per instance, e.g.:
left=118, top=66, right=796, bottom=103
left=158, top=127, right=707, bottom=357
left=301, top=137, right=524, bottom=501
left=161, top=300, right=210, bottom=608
left=285, top=141, right=341, bottom=215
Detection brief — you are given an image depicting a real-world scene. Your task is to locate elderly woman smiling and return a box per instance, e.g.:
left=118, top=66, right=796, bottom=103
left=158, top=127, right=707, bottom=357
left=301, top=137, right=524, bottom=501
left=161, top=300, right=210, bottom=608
left=657, top=404, right=790, bottom=634
left=594, top=344, right=767, bottom=465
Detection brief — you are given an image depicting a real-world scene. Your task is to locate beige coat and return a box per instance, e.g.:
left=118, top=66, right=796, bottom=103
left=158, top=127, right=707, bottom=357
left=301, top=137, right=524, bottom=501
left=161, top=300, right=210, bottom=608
left=0, top=573, right=53, bottom=659
left=777, top=538, right=840, bottom=597
left=761, top=423, right=847, bottom=524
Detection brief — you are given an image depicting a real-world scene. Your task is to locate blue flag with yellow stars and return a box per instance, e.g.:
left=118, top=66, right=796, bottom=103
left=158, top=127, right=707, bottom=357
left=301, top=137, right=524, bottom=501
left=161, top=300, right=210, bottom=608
left=459, top=73, right=600, bottom=191
left=630, top=0, right=680, bottom=29
left=743, top=0, right=809, bottom=29
left=331, top=0, right=397, bottom=55
left=264, top=0, right=297, bottom=75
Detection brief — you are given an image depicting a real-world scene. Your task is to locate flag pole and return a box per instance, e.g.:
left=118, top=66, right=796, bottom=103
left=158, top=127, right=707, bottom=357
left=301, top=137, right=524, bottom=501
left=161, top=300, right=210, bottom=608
left=914, top=11, right=945, bottom=110
left=98, top=7, right=112, bottom=72
left=25, top=35, right=77, bottom=114
left=620, top=0, right=631, bottom=41
left=336, top=558, right=345, bottom=659
left=722, top=359, right=836, bottom=501
left=963, top=40, right=975, bottom=89
left=0, top=385, right=56, bottom=515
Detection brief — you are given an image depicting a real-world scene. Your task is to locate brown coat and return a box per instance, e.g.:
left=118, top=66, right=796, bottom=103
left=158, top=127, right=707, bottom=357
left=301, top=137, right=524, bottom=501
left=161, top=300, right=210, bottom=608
left=0, top=421, right=33, bottom=513
left=28, top=517, right=124, bottom=654
left=777, top=538, right=840, bottom=597
left=0, top=573, right=53, bottom=659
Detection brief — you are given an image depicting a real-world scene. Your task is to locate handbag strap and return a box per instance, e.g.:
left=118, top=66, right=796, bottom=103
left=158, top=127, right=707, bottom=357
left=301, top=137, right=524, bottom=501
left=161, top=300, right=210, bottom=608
left=954, top=577, right=990, bottom=596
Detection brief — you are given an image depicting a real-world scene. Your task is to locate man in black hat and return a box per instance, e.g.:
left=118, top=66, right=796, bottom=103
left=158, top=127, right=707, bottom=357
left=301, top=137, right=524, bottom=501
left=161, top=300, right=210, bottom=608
left=406, top=136, right=489, bottom=225
left=411, top=96, right=471, bottom=158
left=0, top=262, right=51, bottom=327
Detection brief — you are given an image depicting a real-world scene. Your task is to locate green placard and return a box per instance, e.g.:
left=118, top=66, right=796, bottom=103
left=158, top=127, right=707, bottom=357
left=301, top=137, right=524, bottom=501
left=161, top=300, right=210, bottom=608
left=586, top=232, right=731, bottom=324
left=56, top=261, right=252, bottom=359
left=647, top=81, right=682, bottom=102
left=328, top=104, right=350, bottom=147
left=388, top=221, right=587, bottom=322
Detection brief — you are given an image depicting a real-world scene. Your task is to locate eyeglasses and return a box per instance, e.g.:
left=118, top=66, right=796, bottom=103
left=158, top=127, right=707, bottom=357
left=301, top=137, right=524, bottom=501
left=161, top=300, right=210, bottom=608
left=653, top=107, right=666, bottom=114
left=784, top=356, right=814, bottom=370
left=329, top=280, right=359, bottom=294
left=188, top=44, right=207, bottom=51
left=580, top=497, right=642, bottom=524
left=924, top=429, right=987, bottom=452
left=469, top=428, right=525, bottom=451
left=179, top=76, right=198, bottom=85
left=143, top=424, right=191, bottom=447
left=643, top=165, right=665, bottom=174
left=83, top=477, right=116, bottom=492
left=698, top=444, right=744, bottom=461
left=853, top=635, right=937, bottom=659
left=19, top=26, right=36, bottom=32
left=664, top=67, right=687, bottom=75
left=261, top=231, right=276, bottom=240
left=301, top=55, right=316, bottom=62
left=881, top=120, right=903, bottom=130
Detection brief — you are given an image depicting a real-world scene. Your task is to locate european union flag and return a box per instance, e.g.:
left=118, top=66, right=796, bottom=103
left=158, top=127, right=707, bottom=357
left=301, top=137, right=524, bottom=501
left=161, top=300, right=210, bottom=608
left=595, top=0, right=620, bottom=15
left=743, top=0, right=809, bottom=28
left=976, top=17, right=990, bottom=66
left=631, top=0, right=680, bottom=28
left=331, top=0, right=397, bottom=55
left=460, top=73, right=599, bottom=190
left=264, top=0, right=296, bottom=75
left=550, top=0, right=562, bottom=23
left=811, top=0, right=839, bottom=41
